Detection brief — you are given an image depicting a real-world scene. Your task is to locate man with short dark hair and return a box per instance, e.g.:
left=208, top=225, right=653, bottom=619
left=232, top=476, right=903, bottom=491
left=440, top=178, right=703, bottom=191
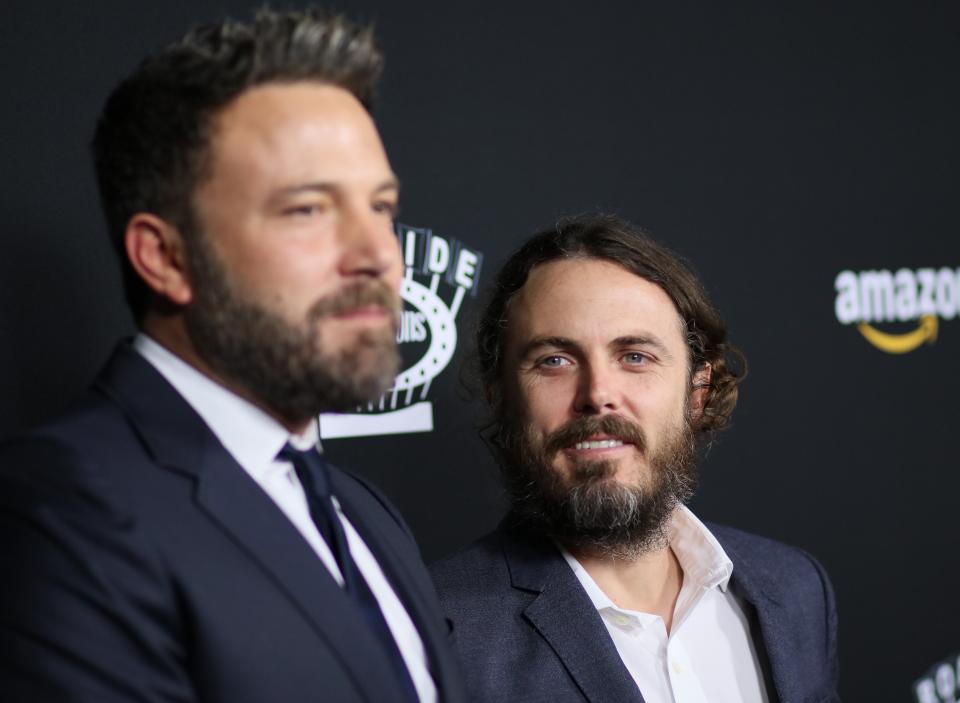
left=431, top=214, right=839, bottom=702
left=0, top=9, right=463, bottom=702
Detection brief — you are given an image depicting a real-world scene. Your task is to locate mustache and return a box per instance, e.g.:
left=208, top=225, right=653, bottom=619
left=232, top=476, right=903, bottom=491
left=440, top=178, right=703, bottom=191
left=307, top=281, right=401, bottom=323
left=543, top=414, right=647, bottom=457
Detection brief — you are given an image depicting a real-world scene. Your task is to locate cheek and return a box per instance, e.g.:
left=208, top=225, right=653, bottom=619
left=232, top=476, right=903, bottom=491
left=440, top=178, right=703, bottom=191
left=631, top=388, right=689, bottom=441
left=267, top=251, right=342, bottom=308
left=519, top=384, right=569, bottom=433
left=505, top=375, right=544, bottom=423
left=216, top=244, right=290, bottom=296
left=625, top=372, right=687, bottom=412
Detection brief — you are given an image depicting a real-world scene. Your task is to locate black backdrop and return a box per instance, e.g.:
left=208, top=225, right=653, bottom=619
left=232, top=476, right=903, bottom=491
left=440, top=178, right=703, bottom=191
left=2, top=2, right=958, bottom=700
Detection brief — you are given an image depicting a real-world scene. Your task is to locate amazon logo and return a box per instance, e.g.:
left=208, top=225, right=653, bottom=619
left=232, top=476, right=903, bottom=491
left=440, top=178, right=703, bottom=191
left=834, top=267, right=958, bottom=354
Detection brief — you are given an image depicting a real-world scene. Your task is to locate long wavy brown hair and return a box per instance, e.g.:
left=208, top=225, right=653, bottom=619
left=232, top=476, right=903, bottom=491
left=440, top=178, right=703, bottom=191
left=475, top=213, right=746, bottom=449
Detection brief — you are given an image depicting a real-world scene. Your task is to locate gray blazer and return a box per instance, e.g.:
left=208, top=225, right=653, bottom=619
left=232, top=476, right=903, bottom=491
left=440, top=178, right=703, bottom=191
left=430, top=520, right=839, bottom=703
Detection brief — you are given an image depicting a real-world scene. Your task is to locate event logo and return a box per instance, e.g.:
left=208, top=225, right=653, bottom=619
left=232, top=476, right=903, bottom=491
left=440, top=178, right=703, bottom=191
left=834, top=267, right=959, bottom=353
left=319, top=223, right=483, bottom=439
left=914, top=653, right=960, bottom=703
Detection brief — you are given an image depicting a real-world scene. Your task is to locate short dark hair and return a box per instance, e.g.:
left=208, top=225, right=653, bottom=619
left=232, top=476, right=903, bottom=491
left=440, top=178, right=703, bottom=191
left=477, top=213, right=746, bottom=445
left=92, top=7, right=383, bottom=316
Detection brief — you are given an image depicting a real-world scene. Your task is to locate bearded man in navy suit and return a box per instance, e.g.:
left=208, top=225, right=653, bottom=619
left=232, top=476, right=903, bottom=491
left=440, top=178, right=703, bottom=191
left=0, top=8, right=463, bottom=702
left=431, top=214, right=840, bottom=703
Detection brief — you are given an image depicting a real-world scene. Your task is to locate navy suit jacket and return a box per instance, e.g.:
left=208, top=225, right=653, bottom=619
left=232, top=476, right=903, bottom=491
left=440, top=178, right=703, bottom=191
left=0, top=344, right=464, bottom=703
left=430, top=521, right=839, bottom=703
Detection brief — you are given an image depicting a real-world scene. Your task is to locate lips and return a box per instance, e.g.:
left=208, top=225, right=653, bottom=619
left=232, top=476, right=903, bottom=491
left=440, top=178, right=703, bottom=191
left=544, top=415, right=647, bottom=457
left=572, top=438, right=628, bottom=450
left=332, top=304, right=390, bottom=318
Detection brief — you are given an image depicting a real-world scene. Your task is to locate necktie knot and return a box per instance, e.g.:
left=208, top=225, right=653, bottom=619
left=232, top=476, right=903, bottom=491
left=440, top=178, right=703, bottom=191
left=278, top=443, right=332, bottom=498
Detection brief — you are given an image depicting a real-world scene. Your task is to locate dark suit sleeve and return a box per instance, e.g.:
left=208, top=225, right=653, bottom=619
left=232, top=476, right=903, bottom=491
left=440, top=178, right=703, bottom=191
left=0, top=440, right=195, bottom=703
left=800, top=548, right=841, bottom=697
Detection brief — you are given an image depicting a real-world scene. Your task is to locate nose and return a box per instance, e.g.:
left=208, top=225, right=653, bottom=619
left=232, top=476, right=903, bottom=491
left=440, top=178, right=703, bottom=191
left=338, top=207, right=402, bottom=281
left=573, top=361, right=619, bottom=415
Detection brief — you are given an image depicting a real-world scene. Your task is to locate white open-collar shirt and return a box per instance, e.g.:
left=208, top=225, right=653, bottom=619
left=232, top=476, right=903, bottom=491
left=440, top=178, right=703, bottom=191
left=134, top=334, right=436, bottom=703
left=562, top=506, right=769, bottom=703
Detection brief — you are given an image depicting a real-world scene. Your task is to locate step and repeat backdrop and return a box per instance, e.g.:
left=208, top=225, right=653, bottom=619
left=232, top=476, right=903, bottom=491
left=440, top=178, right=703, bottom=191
left=1, top=1, right=957, bottom=700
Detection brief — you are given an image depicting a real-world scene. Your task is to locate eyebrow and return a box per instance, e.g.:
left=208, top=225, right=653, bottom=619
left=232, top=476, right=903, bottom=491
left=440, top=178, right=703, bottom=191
left=611, top=335, right=674, bottom=360
left=518, top=334, right=674, bottom=360
left=518, top=336, right=577, bottom=359
left=273, top=177, right=401, bottom=197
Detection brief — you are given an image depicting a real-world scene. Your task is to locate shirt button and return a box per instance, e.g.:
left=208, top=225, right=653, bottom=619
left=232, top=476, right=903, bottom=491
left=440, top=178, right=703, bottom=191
left=671, top=660, right=683, bottom=674
left=615, top=614, right=632, bottom=626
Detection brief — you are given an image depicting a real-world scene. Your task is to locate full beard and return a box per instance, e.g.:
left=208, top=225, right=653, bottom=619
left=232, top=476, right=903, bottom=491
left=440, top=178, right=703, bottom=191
left=183, top=235, right=401, bottom=425
left=499, top=412, right=698, bottom=561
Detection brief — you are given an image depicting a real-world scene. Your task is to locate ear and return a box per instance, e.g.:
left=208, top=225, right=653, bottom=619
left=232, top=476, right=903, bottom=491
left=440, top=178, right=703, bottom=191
left=688, top=362, right=712, bottom=421
left=124, top=213, right=193, bottom=306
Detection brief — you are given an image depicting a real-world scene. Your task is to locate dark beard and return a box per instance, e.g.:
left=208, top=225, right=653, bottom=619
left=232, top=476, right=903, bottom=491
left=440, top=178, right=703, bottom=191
left=499, top=412, right=698, bottom=560
left=182, top=234, right=401, bottom=424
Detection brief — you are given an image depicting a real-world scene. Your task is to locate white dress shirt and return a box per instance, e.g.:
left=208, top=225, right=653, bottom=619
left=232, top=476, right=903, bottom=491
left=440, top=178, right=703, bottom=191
left=134, top=334, right=437, bottom=703
left=562, top=506, right=769, bottom=703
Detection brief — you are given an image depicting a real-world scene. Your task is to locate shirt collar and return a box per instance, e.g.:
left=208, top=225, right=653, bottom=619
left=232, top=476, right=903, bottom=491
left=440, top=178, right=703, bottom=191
left=669, top=505, right=733, bottom=592
left=133, top=333, right=320, bottom=480
left=561, top=505, right=734, bottom=616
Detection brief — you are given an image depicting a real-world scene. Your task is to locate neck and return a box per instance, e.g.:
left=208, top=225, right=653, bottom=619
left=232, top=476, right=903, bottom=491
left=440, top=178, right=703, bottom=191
left=568, top=540, right=684, bottom=633
left=141, top=313, right=312, bottom=435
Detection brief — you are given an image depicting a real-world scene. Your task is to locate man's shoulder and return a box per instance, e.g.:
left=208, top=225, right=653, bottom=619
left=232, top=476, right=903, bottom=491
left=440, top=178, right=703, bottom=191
left=0, top=387, right=133, bottom=493
left=430, top=531, right=506, bottom=586
left=706, top=520, right=834, bottom=605
left=708, top=521, right=825, bottom=570
left=1, top=342, right=161, bottom=469
left=429, top=525, right=554, bottom=609
left=0, top=343, right=203, bottom=528
left=709, top=520, right=801, bottom=556
left=329, top=463, right=418, bottom=542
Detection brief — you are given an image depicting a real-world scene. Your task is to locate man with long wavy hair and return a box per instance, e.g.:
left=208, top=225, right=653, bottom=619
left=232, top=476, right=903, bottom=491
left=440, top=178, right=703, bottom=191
left=431, top=214, right=839, bottom=703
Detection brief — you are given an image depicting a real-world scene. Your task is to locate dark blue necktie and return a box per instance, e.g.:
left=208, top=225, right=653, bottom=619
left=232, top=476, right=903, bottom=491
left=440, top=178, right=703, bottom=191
left=278, top=444, right=420, bottom=702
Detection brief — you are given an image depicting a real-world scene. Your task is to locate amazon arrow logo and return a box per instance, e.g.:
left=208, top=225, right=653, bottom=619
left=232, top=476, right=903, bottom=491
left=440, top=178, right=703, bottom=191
left=835, top=268, right=958, bottom=354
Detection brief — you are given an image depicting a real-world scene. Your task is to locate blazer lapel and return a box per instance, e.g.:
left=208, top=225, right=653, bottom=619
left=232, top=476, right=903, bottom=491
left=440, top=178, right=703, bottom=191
left=720, top=538, right=793, bottom=703
left=331, top=474, right=464, bottom=702
left=96, top=344, right=406, bottom=703
left=500, top=528, right=646, bottom=703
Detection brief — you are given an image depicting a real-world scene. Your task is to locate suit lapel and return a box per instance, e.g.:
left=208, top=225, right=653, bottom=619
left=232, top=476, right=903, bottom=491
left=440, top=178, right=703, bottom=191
left=96, top=344, right=406, bottom=703
left=719, top=537, right=792, bottom=703
left=194, top=452, right=406, bottom=703
left=500, top=528, right=646, bottom=703
left=332, top=475, right=464, bottom=702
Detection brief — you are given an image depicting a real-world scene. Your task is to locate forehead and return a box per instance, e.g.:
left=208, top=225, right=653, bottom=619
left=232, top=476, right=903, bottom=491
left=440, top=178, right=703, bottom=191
left=204, top=81, right=390, bottom=183
left=505, top=258, right=687, bottom=353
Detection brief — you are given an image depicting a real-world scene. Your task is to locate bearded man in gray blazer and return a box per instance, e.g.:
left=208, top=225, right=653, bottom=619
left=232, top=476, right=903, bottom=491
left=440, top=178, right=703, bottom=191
left=431, top=214, right=840, bottom=703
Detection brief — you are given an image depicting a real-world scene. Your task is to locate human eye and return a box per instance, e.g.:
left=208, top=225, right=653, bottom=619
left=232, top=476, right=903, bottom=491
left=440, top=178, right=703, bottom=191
left=537, top=355, right=572, bottom=369
left=281, top=202, right=327, bottom=218
left=372, top=198, right=399, bottom=218
left=621, top=351, right=650, bottom=367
